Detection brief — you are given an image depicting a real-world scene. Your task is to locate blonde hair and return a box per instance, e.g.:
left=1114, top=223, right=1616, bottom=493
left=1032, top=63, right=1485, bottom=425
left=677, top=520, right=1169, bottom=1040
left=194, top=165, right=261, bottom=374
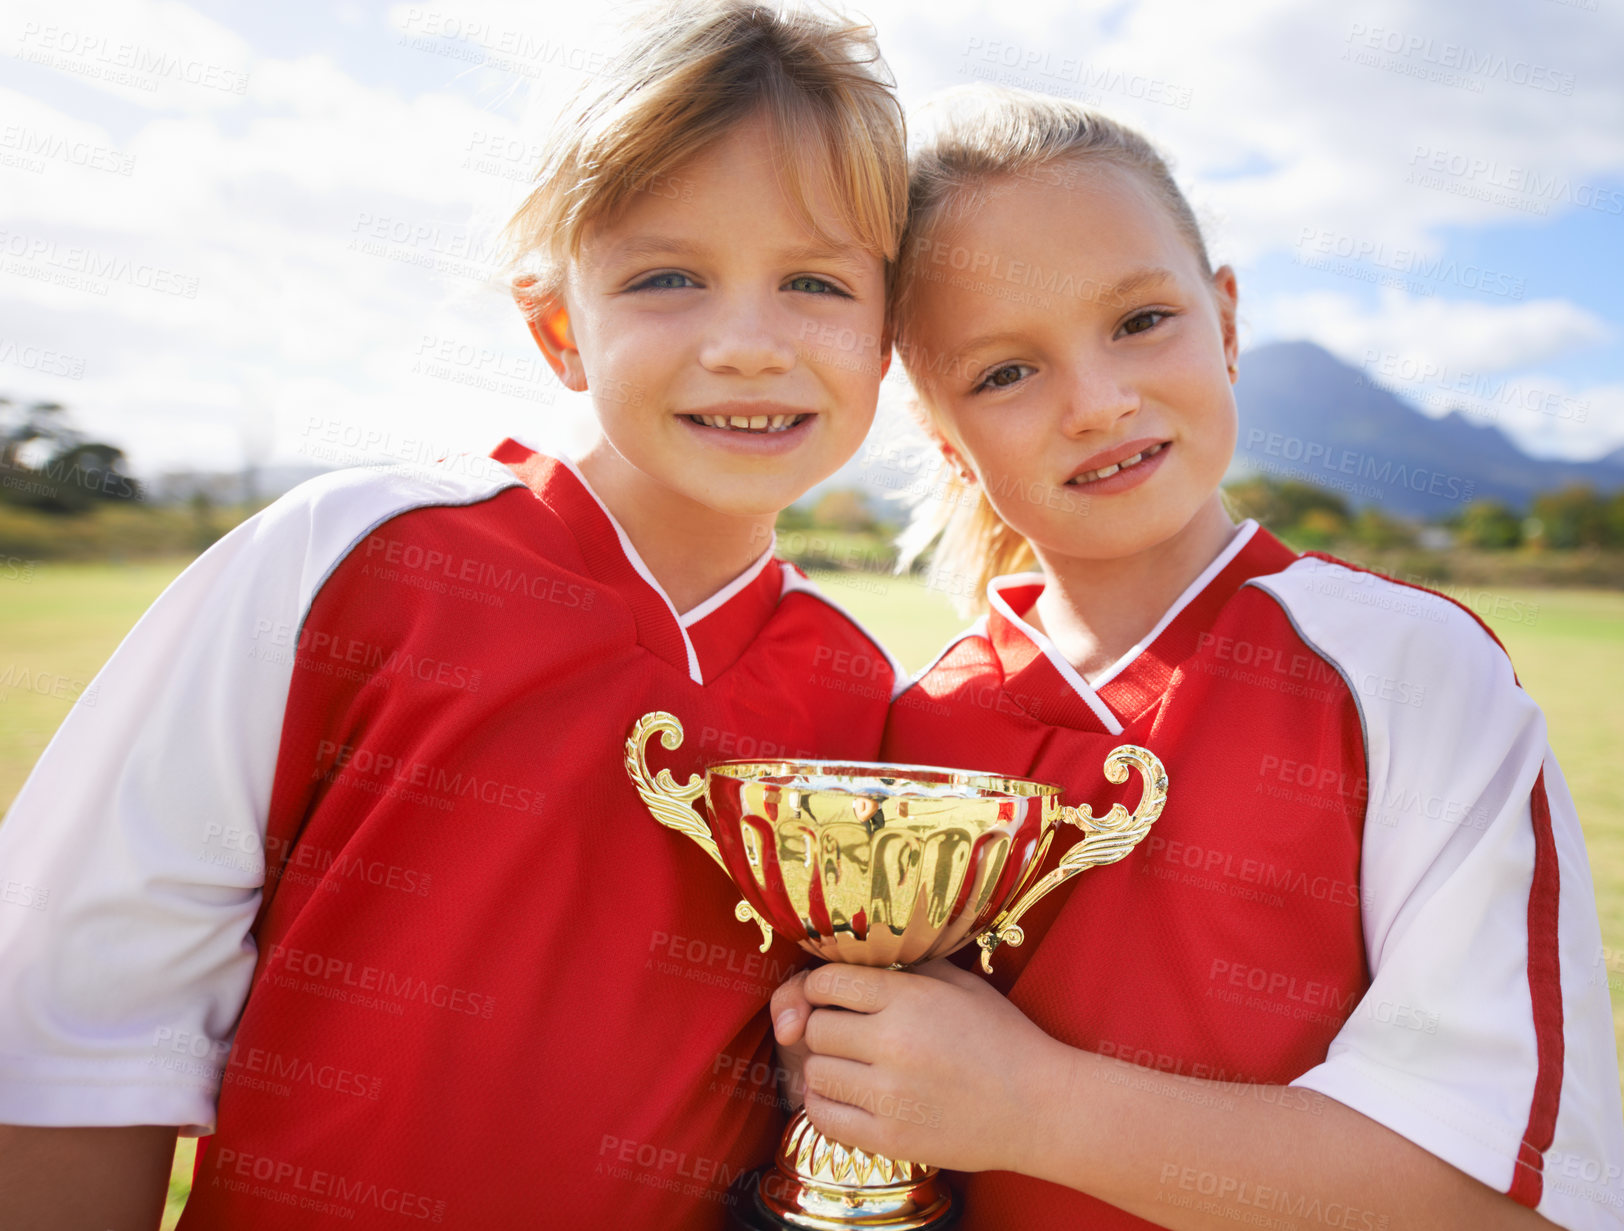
left=893, top=85, right=1213, bottom=612
left=501, top=0, right=907, bottom=302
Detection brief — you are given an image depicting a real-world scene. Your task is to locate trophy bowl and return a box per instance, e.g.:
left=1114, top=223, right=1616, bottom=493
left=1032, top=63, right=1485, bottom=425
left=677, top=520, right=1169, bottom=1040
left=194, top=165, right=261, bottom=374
left=626, top=712, right=1167, bottom=1230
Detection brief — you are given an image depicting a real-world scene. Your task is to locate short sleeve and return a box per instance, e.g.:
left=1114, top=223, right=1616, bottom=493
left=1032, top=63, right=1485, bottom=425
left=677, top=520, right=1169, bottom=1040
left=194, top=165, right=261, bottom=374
left=0, top=461, right=517, bottom=1132
left=1257, top=560, right=1624, bottom=1230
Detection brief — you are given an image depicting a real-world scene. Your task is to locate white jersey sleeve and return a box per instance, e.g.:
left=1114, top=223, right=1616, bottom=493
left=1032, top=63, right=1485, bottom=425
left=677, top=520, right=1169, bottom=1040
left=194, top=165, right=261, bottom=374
left=0, top=460, right=517, bottom=1133
left=1255, top=558, right=1624, bottom=1230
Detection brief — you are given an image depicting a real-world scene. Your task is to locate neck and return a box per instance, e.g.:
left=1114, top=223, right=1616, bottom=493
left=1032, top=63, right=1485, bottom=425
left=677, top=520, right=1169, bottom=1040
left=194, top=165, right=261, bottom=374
left=1029, top=496, right=1237, bottom=682
left=575, top=438, right=776, bottom=616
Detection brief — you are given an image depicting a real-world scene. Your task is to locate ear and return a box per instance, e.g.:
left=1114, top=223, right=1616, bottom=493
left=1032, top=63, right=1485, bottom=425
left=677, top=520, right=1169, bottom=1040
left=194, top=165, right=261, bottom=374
left=920, top=423, right=972, bottom=483
left=513, top=277, right=587, bottom=393
left=878, top=326, right=894, bottom=381
left=1211, top=264, right=1240, bottom=375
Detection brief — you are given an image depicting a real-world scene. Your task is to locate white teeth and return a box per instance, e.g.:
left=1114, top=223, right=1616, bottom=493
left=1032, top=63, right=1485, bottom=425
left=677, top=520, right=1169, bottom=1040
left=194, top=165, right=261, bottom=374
left=1068, top=443, right=1166, bottom=485
left=691, top=413, right=807, bottom=433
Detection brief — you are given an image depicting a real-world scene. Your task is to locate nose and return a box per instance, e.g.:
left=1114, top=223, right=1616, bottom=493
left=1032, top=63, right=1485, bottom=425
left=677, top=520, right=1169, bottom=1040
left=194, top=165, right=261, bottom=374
left=1058, top=357, right=1139, bottom=436
left=698, top=292, right=797, bottom=377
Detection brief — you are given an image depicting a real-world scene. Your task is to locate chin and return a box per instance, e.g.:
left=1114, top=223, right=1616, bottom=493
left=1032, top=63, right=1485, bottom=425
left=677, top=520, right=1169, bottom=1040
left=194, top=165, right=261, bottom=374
left=1043, top=509, right=1197, bottom=563
left=691, top=486, right=805, bottom=521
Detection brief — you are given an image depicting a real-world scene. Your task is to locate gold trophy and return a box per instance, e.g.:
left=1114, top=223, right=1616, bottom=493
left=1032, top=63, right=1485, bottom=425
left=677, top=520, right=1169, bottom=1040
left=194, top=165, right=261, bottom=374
left=625, top=712, right=1168, bottom=1230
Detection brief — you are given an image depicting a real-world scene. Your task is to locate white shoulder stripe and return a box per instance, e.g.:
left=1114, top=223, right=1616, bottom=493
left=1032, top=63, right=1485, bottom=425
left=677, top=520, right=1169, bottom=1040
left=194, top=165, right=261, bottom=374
left=1263, top=556, right=1623, bottom=1212
left=0, top=454, right=520, bottom=1132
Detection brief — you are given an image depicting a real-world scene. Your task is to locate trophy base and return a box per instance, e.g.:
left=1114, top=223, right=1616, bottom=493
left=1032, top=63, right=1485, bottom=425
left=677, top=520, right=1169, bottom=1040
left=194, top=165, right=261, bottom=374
left=725, top=1169, right=960, bottom=1231
left=724, top=1110, right=958, bottom=1230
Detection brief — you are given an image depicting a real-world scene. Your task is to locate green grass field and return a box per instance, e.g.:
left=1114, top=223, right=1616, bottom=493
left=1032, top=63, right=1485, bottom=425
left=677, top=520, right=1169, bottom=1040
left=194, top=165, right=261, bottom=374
left=0, top=562, right=1619, bottom=1226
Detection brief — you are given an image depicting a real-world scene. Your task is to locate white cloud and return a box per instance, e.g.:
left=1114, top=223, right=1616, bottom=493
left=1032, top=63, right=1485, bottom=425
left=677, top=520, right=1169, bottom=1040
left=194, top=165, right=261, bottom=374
left=5, top=0, right=254, bottom=113
left=1501, top=380, right=1624, bottom=461
left=3, top=0, right=1622, bottom=480
left=1255, top=287, right=1610, bottom=374
left=864, top=0, right=1624, bottom=263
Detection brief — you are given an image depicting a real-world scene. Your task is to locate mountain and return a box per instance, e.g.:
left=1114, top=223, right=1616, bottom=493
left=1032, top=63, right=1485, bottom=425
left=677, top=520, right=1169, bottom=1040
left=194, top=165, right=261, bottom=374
left=1232, top=341, right=1624, bottom=519
left=812, top=341, right=1620, bottom=523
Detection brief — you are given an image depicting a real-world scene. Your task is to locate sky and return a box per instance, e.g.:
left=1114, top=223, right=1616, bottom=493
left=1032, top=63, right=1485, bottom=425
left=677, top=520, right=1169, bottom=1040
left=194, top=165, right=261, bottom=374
left=1, top=0, right=1621, bottom=482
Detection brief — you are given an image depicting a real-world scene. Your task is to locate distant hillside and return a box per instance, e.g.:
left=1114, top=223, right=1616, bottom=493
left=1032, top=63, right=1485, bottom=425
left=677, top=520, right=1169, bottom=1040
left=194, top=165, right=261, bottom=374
left=141, top=462, right=333, bottom=506
left=1232, top=341, right=1624, bottom=519
left=810, top=341, right=1622, bottom=523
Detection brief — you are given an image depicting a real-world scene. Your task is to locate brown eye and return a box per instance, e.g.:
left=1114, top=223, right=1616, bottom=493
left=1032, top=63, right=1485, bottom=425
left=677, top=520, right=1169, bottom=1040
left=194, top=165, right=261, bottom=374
left=975, top=363, right=1033, bottom=393
left=1120, top=310, right=1171, bottom=337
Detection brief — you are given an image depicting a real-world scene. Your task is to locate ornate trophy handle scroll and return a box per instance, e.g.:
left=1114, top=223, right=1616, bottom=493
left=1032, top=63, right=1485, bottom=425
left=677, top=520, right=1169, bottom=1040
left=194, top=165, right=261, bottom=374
left=976, top=745, right=1168, bottom=973
left=624, top=711, right=775, bottom=952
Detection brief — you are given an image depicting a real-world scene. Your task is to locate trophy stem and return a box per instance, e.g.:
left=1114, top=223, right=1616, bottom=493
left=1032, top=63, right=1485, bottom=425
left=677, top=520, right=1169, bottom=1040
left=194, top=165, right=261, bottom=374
left=735, top=1108, right=955, bottom=1230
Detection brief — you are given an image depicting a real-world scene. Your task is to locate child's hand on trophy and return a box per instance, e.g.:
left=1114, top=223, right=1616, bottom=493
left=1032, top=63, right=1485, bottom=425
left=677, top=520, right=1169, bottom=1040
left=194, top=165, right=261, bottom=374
left=768, top=970, right=814, bottom=1112
left=770, top=959, right=1069, bottom=1174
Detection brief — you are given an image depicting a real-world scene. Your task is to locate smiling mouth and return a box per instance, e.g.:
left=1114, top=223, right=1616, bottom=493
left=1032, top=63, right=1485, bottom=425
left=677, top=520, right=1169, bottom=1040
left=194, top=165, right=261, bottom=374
left=1066, top=441, right=1168, bottom=485
left=685, top=413, right=809, bottom=434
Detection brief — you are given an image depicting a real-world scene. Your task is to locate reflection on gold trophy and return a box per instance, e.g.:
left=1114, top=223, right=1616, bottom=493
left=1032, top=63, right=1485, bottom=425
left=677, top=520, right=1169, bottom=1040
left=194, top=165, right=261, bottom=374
left=626, top=711, right=1168, bottom=1230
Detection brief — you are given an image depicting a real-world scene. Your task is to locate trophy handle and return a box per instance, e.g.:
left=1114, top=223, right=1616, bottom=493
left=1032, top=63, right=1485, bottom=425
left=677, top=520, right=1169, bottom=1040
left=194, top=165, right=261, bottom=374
left=976, top=745, right=1168, bottom=973
left=624, top=711, right=775, bottom=953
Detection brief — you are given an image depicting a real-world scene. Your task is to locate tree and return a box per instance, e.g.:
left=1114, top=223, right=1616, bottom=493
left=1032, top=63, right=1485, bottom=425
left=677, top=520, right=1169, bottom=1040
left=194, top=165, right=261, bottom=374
left=1350, top=507, right=1415, bottom=551
left=1224, top=477, right=1351, bottom=538
left=0, top=396, right=142, bottom=512
left=776, top=504, right=813, bottom=532
left=1292, top=507, right=1347, bottom=549
left=1457, top=500, right=1523, bottom=550
left=1607, top=490, right=1624, bottom=549
left=1531, top=485, right=1608, bottom=549
left=810, top=488, right=876, bottom=533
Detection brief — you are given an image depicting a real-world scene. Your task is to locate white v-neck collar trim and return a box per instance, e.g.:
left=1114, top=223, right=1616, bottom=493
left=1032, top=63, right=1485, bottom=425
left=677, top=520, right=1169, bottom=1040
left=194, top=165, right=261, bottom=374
left=984, top=519, right=1259, bottom=733
left=986, top=578, right=1124, bottom=736
left=514, top=441, right=779, bottom=686
left=1088, top=519, right=1258, bottom=689
left=679, top=545, right=777, bottom=628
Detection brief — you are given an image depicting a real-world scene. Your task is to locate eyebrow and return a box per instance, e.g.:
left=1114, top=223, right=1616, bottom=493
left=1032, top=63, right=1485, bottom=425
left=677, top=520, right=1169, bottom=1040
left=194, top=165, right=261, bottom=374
left=950, top=265, right=1179, bottom=357
left=606, top=234, right=873, bottom=273
left=1107, top=265, right=1178, bottom=300
left=607, top=235, right=703, bottom=261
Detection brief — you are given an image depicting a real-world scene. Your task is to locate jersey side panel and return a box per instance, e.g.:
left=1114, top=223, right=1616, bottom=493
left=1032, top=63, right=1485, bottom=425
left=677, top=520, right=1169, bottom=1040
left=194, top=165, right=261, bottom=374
left=179, top=494, right=894, bottom=1229
left=884, top=586, right=1371, bottom=1231
left=0, top=463, right=516, bottom=1131
left=1257, top=557, right=1623, bottom=1227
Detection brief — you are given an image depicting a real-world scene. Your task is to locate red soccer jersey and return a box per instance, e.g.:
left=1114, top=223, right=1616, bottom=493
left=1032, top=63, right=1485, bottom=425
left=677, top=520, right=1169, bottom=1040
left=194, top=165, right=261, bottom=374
left=882, top=522, right=1623, bottom=1231
left=0, top=442, right=897, bottom=1229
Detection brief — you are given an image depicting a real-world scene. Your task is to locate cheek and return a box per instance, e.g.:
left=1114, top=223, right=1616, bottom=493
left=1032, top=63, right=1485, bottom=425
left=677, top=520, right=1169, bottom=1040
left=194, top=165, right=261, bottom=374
left=956, top=412, right=1036, bottom=480
left=589, top=319, right=684, bottom=390
left=1188, top=380, right=1238, bottom=462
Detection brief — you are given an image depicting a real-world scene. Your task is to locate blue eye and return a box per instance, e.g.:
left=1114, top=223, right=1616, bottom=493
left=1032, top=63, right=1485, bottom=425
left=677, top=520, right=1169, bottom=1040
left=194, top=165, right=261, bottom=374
left=974, top=363, right=1034, bottom=393
left=786, top=275, right=850, bottom=297
left=631, top=272, right=696, bottom=291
